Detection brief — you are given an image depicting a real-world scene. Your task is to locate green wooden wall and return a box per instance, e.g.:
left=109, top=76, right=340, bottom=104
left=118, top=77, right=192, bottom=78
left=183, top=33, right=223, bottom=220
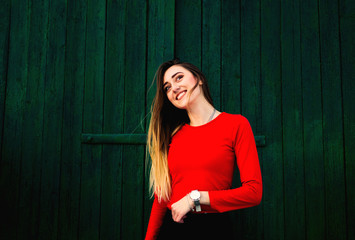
left=0, top=0, right=354, bottom=239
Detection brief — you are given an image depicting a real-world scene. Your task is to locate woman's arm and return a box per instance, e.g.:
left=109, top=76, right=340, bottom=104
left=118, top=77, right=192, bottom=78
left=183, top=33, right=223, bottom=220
left=208, top=116, right=262, bottom=212
left=145, top=196, right=168, bottom=240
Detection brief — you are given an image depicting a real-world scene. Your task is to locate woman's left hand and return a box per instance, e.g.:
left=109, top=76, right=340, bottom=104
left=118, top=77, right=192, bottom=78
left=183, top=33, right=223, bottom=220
left=171, top=195, right=193, bottom=223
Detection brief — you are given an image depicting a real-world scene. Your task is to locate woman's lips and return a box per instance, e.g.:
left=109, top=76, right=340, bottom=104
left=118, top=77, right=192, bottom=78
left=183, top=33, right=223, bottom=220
left=176, top=90, right=187, bottom=100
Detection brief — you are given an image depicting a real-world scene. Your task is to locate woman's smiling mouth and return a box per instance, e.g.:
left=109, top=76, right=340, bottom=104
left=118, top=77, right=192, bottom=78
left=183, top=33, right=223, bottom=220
left=176, top=90, right=187, bottom=100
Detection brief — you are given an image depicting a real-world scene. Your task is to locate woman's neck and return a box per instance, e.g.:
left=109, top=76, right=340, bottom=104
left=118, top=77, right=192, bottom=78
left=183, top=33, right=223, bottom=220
left=186, top=100, right=218, bottom=126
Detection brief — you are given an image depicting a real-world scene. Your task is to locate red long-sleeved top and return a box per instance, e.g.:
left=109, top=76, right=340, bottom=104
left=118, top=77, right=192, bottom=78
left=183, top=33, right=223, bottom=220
left=145, top=113, right=262, bottom=239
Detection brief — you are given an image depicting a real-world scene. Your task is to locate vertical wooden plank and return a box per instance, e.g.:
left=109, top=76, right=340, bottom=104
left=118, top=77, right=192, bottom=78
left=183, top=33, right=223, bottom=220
left=281, top=0, right=306, bottom=239
left=38, top=0, right=67, bottom=239
left=221, top=1, right=244, bottom=238
left=202, top=0, right=221, bottom=108
left=79, top=0, right=106, bottom=239
left=300, top=0, right=326, bottom=239
left=100, top=0, right=125, bottom=239
left=0, top=0, right=10, bottom=226
left=0, top=0, right=29, bottom=238
left=0, top=2, right=11, bottom=236
left=17, top=0, right=49, bottom=239
left=145, top=0, right=175, bottom=235
left=319, top=0, right=347, bottom=239
left=175, top=0, right=201, bottom=66
left=0, top=0, right=11, bottom=157
left=121, top=0, right=146, bottom=239
left=241, top=1, right=263, bottom=239
left=339, top=0, right=355, bottom=239
left=57, top=0, right=86, bottom=239
left=221, top=0, right=241, bottom=114
left=241, top=0, right=261, bottom=129
left=261, top=1, right=283, bottom=240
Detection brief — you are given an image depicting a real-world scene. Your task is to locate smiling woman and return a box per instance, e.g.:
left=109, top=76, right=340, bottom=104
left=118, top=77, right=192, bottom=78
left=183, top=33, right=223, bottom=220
left=145, top=59, right=262, bottom=240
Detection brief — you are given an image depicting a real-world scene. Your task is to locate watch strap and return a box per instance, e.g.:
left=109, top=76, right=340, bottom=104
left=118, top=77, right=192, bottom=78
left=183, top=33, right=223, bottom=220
left=194, top=202, right=201, bottom=212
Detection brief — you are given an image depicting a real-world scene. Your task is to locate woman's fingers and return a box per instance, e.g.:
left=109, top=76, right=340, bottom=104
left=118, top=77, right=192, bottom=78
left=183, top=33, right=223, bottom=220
left=170, top=194, right=195, bottom=222
left=171, top=197, right=190, bottom=223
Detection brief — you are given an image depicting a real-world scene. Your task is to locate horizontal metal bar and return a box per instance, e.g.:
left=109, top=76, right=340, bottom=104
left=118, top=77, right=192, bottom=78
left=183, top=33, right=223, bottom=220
left=81, top=133, right=266, bottom=147
left=81, top=134, right=147, bottom=145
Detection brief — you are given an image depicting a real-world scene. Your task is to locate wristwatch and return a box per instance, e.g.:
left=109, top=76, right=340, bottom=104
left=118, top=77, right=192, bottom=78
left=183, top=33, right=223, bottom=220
left=189, top=190, right=201, bottom=212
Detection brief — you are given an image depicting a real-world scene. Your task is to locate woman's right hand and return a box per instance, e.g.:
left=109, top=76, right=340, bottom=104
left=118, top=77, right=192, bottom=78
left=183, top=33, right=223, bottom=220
left=170, top=195, right=193, bottom=223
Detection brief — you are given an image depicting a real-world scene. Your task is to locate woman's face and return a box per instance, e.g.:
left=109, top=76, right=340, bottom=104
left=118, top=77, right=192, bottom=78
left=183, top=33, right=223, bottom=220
left=163, top=65, right=203, bottom=109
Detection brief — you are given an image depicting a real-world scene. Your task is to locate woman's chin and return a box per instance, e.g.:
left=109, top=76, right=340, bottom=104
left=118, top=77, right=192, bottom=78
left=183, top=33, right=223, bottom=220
left=173, top=104, right=187, bottom=110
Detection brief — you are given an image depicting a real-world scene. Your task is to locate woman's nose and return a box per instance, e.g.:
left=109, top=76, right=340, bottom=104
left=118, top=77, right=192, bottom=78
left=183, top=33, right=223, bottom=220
left=172, top=84, right=180, bottom=93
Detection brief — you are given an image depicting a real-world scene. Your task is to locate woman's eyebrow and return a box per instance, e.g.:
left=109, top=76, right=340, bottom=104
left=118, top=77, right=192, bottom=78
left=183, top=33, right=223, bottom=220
left=171, top=72, right=182, bottom=79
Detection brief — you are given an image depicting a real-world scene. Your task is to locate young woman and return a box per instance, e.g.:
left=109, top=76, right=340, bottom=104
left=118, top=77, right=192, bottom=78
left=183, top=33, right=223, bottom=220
left=145, top=59, right=262, bottom=239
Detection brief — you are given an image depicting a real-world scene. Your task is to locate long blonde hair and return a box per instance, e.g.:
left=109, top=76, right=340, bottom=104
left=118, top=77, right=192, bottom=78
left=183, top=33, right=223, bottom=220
left=147, top=59, right=213, bottom=202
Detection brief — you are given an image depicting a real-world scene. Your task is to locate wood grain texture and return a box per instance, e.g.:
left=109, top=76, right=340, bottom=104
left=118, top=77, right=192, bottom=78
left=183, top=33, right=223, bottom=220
left=79, top=0, right=106, bottom=239
left=241, top=0, right=261, bottom=130
left=221, top=3, right=243, bottom=237
left=221, top=0, right=241, bottom=115
left=0, top=1, right=353, bottom=239
left=261, top=1, right=283, bottom=240
left=202, top=0, right=221, bottom=109
left=17, top=0, right=49, bottom=239
left=58, top=0, right=86, bottom=239
left=38, top=0, right=67, bottom=239
left=121, top=1, right=146, bottom=239
left=100, top=0, right=126, bottom=239
left=319, top=0, right=347, bottom=239
left=281, top=0, right=306, bottom=239
left=175, top=0, right=202, bottom=66
left=301, top=0, right=326, bottom=239
left=339, top=0, right=355, bottom=239
left=0, top=0, right=30, bottom=238
left=0, top=0, right=10, bottom=162
left=240, top=0, right=263, bottom=239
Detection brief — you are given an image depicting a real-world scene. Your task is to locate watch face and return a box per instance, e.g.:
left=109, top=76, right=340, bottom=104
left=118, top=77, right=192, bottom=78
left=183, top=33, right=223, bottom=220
left=190, top=190, right=200, bottom=200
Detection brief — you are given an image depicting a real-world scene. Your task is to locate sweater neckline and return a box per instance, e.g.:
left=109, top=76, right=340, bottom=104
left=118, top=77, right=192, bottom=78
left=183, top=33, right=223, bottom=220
left=184, top=112, right=226, bottom=129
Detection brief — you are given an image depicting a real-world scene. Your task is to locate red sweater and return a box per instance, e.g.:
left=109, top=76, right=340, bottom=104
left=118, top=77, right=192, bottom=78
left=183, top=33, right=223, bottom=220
left=145, top=113, right=262, bottom=239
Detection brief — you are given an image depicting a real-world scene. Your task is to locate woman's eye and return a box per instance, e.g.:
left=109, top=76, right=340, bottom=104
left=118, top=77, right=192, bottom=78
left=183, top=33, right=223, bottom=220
left=176, top=75, right=183, bottom=81
left=164, top=86, right=171, bottom=92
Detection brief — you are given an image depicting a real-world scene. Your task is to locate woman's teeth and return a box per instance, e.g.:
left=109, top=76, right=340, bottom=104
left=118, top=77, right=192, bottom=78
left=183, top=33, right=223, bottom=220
left=176, top=91, right=186, bottom=100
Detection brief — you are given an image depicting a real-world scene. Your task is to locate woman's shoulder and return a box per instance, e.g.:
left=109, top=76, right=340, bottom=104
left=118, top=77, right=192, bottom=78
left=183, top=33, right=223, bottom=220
left=220, top=112, right=250, bottom=125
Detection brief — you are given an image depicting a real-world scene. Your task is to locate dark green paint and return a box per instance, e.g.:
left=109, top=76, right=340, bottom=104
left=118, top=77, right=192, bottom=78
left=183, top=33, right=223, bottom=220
left=0, top=0, right=11, bottom=165
left=340, top=1, right=355, bottom=240
left=301, top=0, right=326, bottom=239
left=121, top=1, right=146, bottom=239
left=175, top=0, right=202, bottom=66
left=58, top=0, right=86, bottom=239
left=79, top=0, right=106, bottom=239
left=0, top=1, right=353, bottom=240
left=281, top=0, right=306, bottom=239
left=319, top=0, right=347, bottom=239
left=202, top=0, right=221, bottom=109
left=241, top=1, right=263, bottom=239
left=1, top=0, right=30, bottom=238
left=100, top=0, right=126, bottom=238
left=261, top=1, right=284, bottom=240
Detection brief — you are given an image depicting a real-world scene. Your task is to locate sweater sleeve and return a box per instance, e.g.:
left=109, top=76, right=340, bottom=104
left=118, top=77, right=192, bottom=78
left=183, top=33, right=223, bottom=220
left=208, top=116, right=262, bottom=212
left=145, top=195, right=168, bottom=240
